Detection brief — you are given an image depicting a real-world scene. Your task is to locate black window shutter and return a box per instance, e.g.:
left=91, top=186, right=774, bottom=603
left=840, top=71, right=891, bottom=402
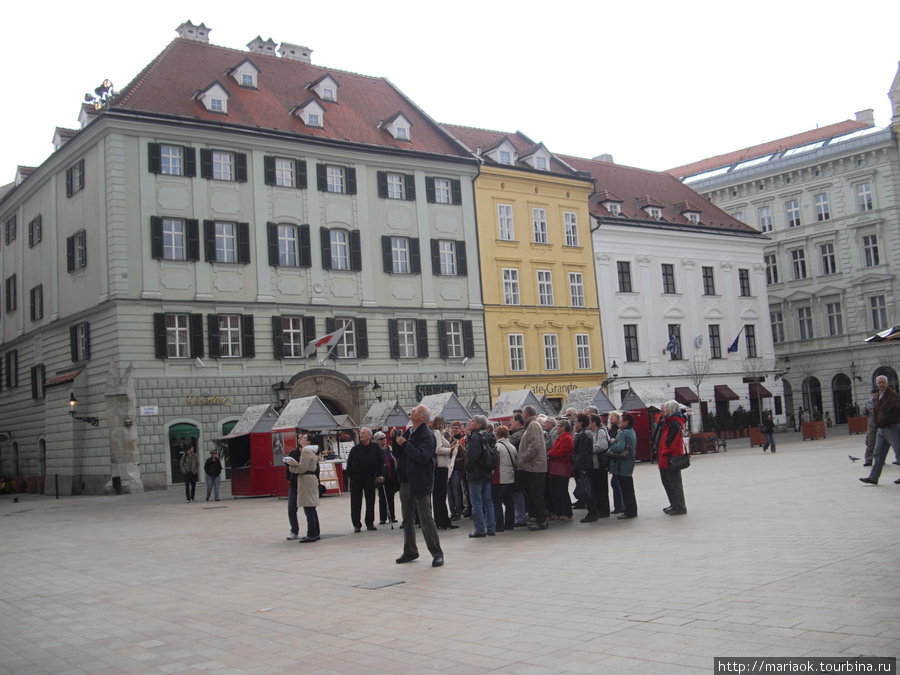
left=320, top=227, right=332, bottom=270
left=316, top=164, right=327, bottom=191
left=410, top=238, right=421, bottom=274
left=425, top=176, right=436, bottom=203
left=463, top=321, right=475, bottom=358
left=237, top=223, right=250, bottom=263
left=235, top=153, right=248, bottom=182
left=28, top=219, right=33, bottom=248
left=66, top=235, right=75, bottom=272
left=77, top=160, right=84, bottom=190
left=186, top=219, right=200, bottom=261
left=416, top=319, right=428, bottom=358
left=381, top=236, right=392, bottom=273
left=190, top=314, right=204, bottom=357
left=430, top=239, right=440, bottom=276
left=65, top=166, right=73, bottom=197
left=451, top=179, right=462, bottom=205
left=356, top=318, right=368, bottom=358
left=388, top=319, right=399, bottom=359
left=150, top=217, right=164, bottom=259
left=83, top=323, right=91, bottom=360
left=241, top=315, right=255, bottom=357
left=29, top=287, right=35, bottom=321
left=303, top=316, right=316, bottom=358
left=200, top=149, right=213, bottom=179
left=80, top=231, right=87, bottom=268
left=31, top=365, right=38, bottom=399
left=349, top=230, right=362, bottom=271
left=267, top=222, right=279, bottom=266
left=457, top=240, right=468, bottom=276
left=377, top=171, right=388, bottom=198
left=405, top=174, right=416, bottom=201
left=298, top=225, right=311, bottom=267
left=263, top=156, right=276, bottom=185
left=325, top=317, right=336, bottom=334
left=296, top=160, right=307, bottom=189
left=70, top=325, right=78, bottom=361
left=184, top=148, right=197, bottom=177
left=154, top=313, right=168, bottom=358
left=203, top=221, right=216, bottom=261
left=272, top=316, right=284, bottom=359
left=207, top=315, right=220, bottom=358
left=438, top=320, right=448, bottom=358
left=148, top=143, right=162, bottom=174
left=346, top=168, right=357, bottom=194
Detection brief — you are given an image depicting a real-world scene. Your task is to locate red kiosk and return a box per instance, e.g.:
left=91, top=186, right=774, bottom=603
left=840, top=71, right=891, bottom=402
left=217, top=404, right=282, bottom=497
left=620, top=387, right=663, bottom=462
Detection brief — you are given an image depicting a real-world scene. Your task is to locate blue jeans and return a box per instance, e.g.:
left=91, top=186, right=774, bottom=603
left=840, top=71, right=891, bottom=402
left=448, top=469, right=463, bottom=517
left=287, top=481, right=300, bottom=535
left=868, top=423, right=900, bottom=482
left=763, top=432, right=775, bottom=452
left=513, top=490, right=527, bottom=524
left=468, top=480, right=495, bottom=534
left=205, top=475, right=220, bottom=500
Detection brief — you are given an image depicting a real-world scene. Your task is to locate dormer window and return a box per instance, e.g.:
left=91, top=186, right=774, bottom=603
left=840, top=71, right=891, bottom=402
left=606, top=202, right=621, bottom=216
left=381, top=112, right=412, bottom=142
left=293, top=99, right=325, bottom=128
left=521, top=144, right=552, bottom=171
left=686, top=213, right=699, bottom=224
left=648, top=207, right=662, bottom=220
left=500, top=151, right=511, bottom=165
left=322, top=87, right=335, bottom=101
left=242, top=74, right=253, bottom=86
left=229, top=59, right=260, bottom=89
left=535, top=157, right=548, bottom=170
left=309, top=75, right=339, bottom=103
left=197, top=82, right=230, bottom=114
left=486, top=138, right=518, bottom=166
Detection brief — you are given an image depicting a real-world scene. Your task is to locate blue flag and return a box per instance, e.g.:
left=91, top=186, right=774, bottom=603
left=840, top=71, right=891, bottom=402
left=727, top=334, right=740, bottom=353
left=665, top=333, right=679, bottom=358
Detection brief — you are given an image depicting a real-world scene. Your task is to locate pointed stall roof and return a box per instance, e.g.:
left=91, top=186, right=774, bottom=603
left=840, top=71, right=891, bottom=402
left=465, top=396, right=487, bottom=418
left=538, top=395, right=558, bottom=416
left=419, top=392, right=472, bottom=423
left=333, top=414, right=358, bottom=431
left=620, top=386, right=667, bottom=412
left=360, top=400, right=411, bottom=429
left=488, top=390, right=545, bottom=420
left=220, top=404, right=280, bottom=438
left=562, top=387, right=616, bottom=414
left=272, top=396, right=342, bottom=432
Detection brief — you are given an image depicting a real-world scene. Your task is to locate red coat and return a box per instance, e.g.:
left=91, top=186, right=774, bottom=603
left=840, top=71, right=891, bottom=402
left=657, top=415, right=685, bottom=470
left=548, top=432, right=574, bottom=462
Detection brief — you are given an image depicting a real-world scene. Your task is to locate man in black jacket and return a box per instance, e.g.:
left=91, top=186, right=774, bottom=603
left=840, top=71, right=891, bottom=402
left=346, top=427, right=384, bottom=532
left=395, top=405, right=444, bottom=566
left=860, top=375, right=900, bottom=485
left=204, top=449, right=222, bottom=502
left=464, top=415, right=496, bottom=538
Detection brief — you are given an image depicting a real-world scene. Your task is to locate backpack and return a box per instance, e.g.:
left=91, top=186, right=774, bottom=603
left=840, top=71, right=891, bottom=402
left=478, top=430, right=499, bottom=472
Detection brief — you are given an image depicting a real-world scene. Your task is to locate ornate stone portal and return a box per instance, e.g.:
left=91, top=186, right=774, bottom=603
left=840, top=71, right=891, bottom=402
left=287, top=368, right=368, bottom=423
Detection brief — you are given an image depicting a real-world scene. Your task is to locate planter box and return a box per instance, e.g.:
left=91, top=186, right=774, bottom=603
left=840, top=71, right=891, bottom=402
left=847, top=416, right=868, bottom=435
left=749, top=427, right=765, bottom=447
left=690, top=432, right=718, bottom=454
left=802, top=420, right=826, bottom=441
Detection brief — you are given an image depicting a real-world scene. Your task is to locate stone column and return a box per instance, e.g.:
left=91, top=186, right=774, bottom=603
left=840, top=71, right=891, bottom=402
left=104, top=363, right=143, bottom=494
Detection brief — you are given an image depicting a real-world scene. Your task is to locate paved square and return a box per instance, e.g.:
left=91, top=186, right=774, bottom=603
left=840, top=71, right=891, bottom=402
left=2, top=432, right=898, bottom=673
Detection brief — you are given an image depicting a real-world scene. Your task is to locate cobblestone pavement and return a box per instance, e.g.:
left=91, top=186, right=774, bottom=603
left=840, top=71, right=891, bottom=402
left=1, top=430, right=898, bottom=674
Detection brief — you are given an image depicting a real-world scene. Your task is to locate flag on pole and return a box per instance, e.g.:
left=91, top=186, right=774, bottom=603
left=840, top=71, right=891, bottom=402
left=303, top=324, right=348, bottom=358
left=726, top=331, right=742, bottom=353
left=664, top=334, right=679, bottom=357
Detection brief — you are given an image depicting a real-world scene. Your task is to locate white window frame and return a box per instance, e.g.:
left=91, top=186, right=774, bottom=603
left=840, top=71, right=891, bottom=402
left=758, top=205, right=773, bottom=233
left=163, top=218, right=186, bottom=261
left=543, top=334, right=560, bottom=370
left=815, top=193, right=830, bottom=221
left=307, top=113, right=321, bottom=127
left=391, top=237, right=410, bottom=274
left=502, top=268, right=520, bottom=305
left=275, top=158, right=295, bottom=187
left=569, top=272, right=585, bottom=308
left=536, top=270, right=554, bottom=306
left=331, top=230, right=349, bottom=270
left=575, top=334, right=591, bottom=370
left=826, top=303, right=843, bottom=336
left=497, top=203, right=514, bottom=240
left=765, top=254, right=778, bottom=285
left=282, top=317, right=304, bottom=358
left=166, top=314, right=190, bottom=358
left=786, top=199, right=801, bottom=227
left=536, top=157, right=547, bottom=170
left=210, top=98, right=224, bottom=112
left=863, top=234, right=880, bottom=267
left=74, top=230, right=87, bottom=269
left=445, top=320, right=464, bottom=358
left=397, top=319, right=417, bottom=358
left=160, top=145, right=183, bottom=176
left=434, top=178, right=451, bottom=204
left=770, top=311, right=785, bottom=344
left=532, top=208, right=548, bottom=244
left=438, top=240, right=456, bottom=275
left=278, top=225, right=298, bottom=267
left=791, top=249, right=807, bottom=280
left=508, top=334, right=525, bottom=372
left=499, top=150, right=511, bottom=165
left=798, top=307, right=813, bottom=340
left=326, top=166, right=345, bottom=193
left=335, top=319, right=356, bottom=358
left=857, top=183, right=873, bottom=212
left=564, top=212, right=579, bottom=246
left=387, top=173, right=404, bottom=200
left=215, top=222, right=237, bottom=263
left=218, top=315, right=242, bottom=357
left=212, top=151, right=233, bottom=181
left=75, top=322, right=89, bottom=361
left=870, top=295, right=888, bottom=331
left=820, top=243, right=836, bottom=275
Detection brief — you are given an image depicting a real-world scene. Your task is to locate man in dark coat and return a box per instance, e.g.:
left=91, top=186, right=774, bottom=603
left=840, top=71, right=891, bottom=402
left=860, top=375, right=900, bottom=485
left=395, top=405, right=444, bottom=566
left=345, top=427, right=385, bottom=532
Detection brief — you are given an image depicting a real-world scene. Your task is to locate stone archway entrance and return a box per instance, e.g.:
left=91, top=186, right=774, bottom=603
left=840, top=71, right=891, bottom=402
left=287, top=368, right=368, bottom=425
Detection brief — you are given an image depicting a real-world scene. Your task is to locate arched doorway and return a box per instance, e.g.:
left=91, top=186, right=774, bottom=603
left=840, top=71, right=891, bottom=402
left=873, top=366, right=898, bottom=391
left=168, top=422, right=200, bottom=485
left=831, top=374, right=852, bottom=424
left=287, top=368, right=368, bottom=426
left=802, top=377, right=823, bottom=421
left=782, top=380, right=795, bottom=429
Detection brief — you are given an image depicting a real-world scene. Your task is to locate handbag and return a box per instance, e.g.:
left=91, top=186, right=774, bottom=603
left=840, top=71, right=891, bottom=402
left=669, top=453, right=691, bottom=471
left=549, top=460, right=574, bottom=478
left=573, top=474, right=592, bottom=501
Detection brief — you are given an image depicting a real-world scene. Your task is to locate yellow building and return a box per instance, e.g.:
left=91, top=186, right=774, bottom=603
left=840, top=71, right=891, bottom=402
left=443, top=127, right=607, bottom=411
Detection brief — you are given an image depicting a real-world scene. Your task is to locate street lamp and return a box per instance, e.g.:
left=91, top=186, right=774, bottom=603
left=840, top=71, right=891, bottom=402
left=774, top=356, right=791, bottom=381
left=68, top=392, right=100, bottom=426
left=273, top=381, right=290, bottom=409
left=372, top=379, right=383, bottom=402
left=601, top=360, right=619, bottom=388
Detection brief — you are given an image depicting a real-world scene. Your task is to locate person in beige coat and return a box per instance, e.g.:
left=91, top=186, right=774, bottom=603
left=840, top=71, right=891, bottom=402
left=289, top=433, right=321, bottom=543
left=517, top=405, right=549, bottom=530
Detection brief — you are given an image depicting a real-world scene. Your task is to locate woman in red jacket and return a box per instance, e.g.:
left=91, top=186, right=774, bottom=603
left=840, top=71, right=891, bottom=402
left=658, top=400, right=687, bottom=516
left=548, top=419, right=575, bottom=521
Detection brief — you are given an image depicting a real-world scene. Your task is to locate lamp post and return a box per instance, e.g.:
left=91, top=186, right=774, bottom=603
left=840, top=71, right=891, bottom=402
left=372, top=379, right=383, bottom=402
left=273, top=381, right=290, bottom=410
left=68, top=392, right=100, bottom=427
left=849, top=361, right=862, bottom=415
left=601, top=359, right=619, bottom=389
left=774, top=356, right=791, bottom=381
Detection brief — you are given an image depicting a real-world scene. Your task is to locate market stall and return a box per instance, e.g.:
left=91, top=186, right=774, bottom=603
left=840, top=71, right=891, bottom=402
left=272, top=396, right=345, bottom=496
left=360, top=400, right=411, bottom=432
left=419, top=391, right=472, bottom=423
left=488, top=389, right=546, bottom=424
left=561, top=386, right=617, bottom=414
left=620, top=387, right=664, bottom=462
left=216, top=404, right=282, bottom=497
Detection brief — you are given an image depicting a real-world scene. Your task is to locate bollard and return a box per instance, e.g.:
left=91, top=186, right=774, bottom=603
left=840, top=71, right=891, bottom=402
left=112, top=476, right=122, bottom=495
left=55, top=473, right=59, bottom=500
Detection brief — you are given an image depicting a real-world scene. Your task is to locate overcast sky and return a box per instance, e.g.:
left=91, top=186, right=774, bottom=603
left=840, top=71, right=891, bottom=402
left=2, top=1, right=899, bottom=185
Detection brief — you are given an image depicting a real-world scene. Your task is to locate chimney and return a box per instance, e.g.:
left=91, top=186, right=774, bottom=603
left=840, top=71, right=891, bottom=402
left=279, top=42, right=313, bottom=63
left=592, top=153, right=615, bottom=164
left=247, top=36, right=278, bottom=56
left=854, top=109, right=875, bottom=126
left=176, top=20, right=211, bottom=43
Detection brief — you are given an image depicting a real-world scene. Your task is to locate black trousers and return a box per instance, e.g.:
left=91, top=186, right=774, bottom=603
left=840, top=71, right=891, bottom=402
left=549, top=475, right=572, bottom=517
left=378, top=481, right=397, bottom=522
left=523, top=470, right=547, bottom=522
left=303, top=506, right=320, bottom=538
left=349, top=477, right=377, bottom=528
left=587, top=468, right=610, bottom=517
left=491, top=482, right=516, bottom=531
left=433, top=467, right=451, bottom=528
left=659, top=468, right=686, bottom=510
left=183, top=472, right=197, bottom=501
left=615, top=474, right=637, bottom=517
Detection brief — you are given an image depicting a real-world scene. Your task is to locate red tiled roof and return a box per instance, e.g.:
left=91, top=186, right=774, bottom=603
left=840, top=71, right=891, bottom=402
left=110, top=38, right=468, bottom=157
left=441, top=124, right=576, bottom=175
left=637, top=195, right=665, bottom=209
left=675, top=201, right=702, bottom=214
left=596, top=189, right=623, bottom=203
left=559, top=155, right=758, bottom=234
left=667, top=119, right=870, bottom=179
left=45, top=368, right=84, bottom=387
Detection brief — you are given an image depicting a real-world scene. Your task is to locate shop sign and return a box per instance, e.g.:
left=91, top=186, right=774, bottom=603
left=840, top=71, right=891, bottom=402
left=140, top=406, right=159, bottom=416
left=415, top=383, right=458, bottom=401
left=186, top=391, right=232, bottom=406
left=520, top=383, right=577, bottom=395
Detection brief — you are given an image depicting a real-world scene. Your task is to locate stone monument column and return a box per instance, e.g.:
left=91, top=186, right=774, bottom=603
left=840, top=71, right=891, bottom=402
left=104, top=363, right=144, bottom=494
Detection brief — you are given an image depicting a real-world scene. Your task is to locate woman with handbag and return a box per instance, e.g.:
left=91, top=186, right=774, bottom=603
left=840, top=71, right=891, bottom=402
left=547, top=419, right=575, bottom=521
left=607, top=414, right=638, bottom=519
left=657, top=400, right=688, bottom=516
left=491, top=426, right=518, bottom=532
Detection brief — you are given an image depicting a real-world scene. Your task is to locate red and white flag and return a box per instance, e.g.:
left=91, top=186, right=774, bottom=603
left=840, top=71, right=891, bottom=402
left=303, top=324, right=348, bottom=358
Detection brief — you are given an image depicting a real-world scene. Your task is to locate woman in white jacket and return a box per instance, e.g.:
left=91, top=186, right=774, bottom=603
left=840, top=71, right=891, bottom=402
left=431, top=417, right=457, bottom=530
left=491, top=425, right=518, bottom=532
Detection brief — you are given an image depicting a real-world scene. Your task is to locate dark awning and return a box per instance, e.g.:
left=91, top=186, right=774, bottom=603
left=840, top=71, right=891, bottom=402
left=674, top=387, right=700, bottom=405
left=749, top=382, right=773, bottom=399
left=714, top=385, right=740, bottom=402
